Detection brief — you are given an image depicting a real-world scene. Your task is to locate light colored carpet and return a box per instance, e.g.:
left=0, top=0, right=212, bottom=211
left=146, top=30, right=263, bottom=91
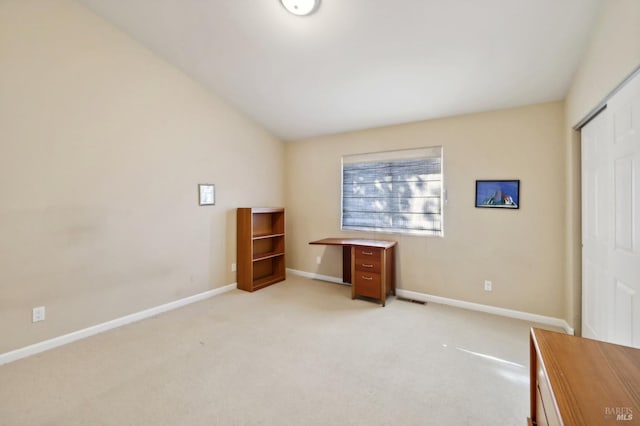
left=0, top=275, right=562, bottom=425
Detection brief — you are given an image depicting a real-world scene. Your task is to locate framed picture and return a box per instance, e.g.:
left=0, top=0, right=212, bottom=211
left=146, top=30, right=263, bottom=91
left=475, top=180, right=519, bottom=209
left=198, top=184, right=215, bottom=206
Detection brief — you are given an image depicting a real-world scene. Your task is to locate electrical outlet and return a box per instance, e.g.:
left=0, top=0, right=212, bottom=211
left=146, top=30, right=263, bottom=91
left=316, top=256, right=322, bottom=265
left=32, top=306, right=45, bottom=322
left=231, top=263, right=237, bottom=272
left=484, top=280, right=492, bottom=292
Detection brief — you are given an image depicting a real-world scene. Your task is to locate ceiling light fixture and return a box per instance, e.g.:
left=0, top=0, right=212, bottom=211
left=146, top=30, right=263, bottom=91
left=280, top=0, right=320, bottom=16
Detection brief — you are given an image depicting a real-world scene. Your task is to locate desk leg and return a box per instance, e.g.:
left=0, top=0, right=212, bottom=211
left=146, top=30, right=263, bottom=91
left=390, top=246, right=396, bottom=296
left=343, top=246, right=352, bottom=284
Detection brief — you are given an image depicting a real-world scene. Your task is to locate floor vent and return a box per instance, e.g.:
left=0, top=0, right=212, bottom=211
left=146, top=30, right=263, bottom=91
left=397, top=297, right=426, bottom=305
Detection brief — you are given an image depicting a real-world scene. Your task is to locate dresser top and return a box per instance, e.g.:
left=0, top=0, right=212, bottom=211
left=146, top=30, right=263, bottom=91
left=531, top=328, right=640, bottom=424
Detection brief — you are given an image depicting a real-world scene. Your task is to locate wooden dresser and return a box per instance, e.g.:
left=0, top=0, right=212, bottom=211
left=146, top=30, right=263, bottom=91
left=529, top=328, right=640, bottom=425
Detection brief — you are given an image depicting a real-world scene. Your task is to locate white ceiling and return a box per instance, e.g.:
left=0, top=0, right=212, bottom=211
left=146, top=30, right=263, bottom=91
left=79, top=0, right=603, bottom=141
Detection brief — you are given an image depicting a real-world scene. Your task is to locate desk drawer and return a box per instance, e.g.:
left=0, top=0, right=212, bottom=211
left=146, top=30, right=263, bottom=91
left=354, top=272, right=381, bottom=298
left=354, top=257, right=381, bottom=273
left=354, top=247, right=382, bottom=262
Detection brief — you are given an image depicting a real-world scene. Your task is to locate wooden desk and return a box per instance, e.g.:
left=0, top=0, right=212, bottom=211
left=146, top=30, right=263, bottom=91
left=529, top=328, right=640, bottom=425
left=309, top=238, right=396, bottom=306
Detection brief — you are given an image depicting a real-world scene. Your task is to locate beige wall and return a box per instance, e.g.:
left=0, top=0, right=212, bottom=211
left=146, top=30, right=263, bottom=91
left=564, top=0, right=640, bottom=333
left=286, top=102, right=566, bottom=318
left=0, top=0, right=284, bottom=353
left=4, top=0, right=638, bottom=356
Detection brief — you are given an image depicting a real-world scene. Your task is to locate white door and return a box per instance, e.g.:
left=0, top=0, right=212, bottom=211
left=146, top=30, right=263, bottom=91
left=607, top=73, right=640, bottom=348
left=582, top=72, right=640, bottom=348
left=581, top=107, right=611, bottom=342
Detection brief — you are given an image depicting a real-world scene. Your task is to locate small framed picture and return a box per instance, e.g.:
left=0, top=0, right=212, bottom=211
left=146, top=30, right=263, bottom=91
left=475, top=180, right=519, bottom=209
left=198, top=184, right=215, bottom=206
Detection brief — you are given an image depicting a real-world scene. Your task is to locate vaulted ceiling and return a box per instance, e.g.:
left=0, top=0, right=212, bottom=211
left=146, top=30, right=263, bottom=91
left=79, top=0, right=603, bottom=141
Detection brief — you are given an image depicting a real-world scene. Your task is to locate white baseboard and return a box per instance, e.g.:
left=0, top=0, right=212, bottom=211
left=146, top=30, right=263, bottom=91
left=0, top=283, right=237, bottom=366
left=396, top=289, right=574, bottom=335
left=288, top=269, right=574, bottom=335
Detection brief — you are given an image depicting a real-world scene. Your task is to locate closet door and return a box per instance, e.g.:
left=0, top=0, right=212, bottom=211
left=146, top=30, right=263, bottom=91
left=606, top=74, right=640, bottom=348
left=582, top=73, right=640, bottom=348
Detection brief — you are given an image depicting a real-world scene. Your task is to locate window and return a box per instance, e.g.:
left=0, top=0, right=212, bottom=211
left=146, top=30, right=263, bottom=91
left=341, top=146, right=443, bottom=236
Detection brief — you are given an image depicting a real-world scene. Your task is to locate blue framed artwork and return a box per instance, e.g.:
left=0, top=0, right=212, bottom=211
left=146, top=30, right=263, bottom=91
left=475, top=180, right=519, bottom=209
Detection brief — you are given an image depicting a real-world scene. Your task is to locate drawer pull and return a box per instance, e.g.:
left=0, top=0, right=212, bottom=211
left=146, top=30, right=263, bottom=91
left=362, top=263, right=374, bottom=268
left=361, top=275, right=373, bottom=281
left=361, top=251, right=374, bottom=256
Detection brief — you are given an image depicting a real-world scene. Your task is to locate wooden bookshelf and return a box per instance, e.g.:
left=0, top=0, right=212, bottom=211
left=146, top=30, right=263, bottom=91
left=237, top=208, right=285, bottom=292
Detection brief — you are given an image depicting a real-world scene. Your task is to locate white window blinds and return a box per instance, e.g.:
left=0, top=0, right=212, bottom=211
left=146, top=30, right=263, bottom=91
left=341, top=147, right=443, bottom=236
